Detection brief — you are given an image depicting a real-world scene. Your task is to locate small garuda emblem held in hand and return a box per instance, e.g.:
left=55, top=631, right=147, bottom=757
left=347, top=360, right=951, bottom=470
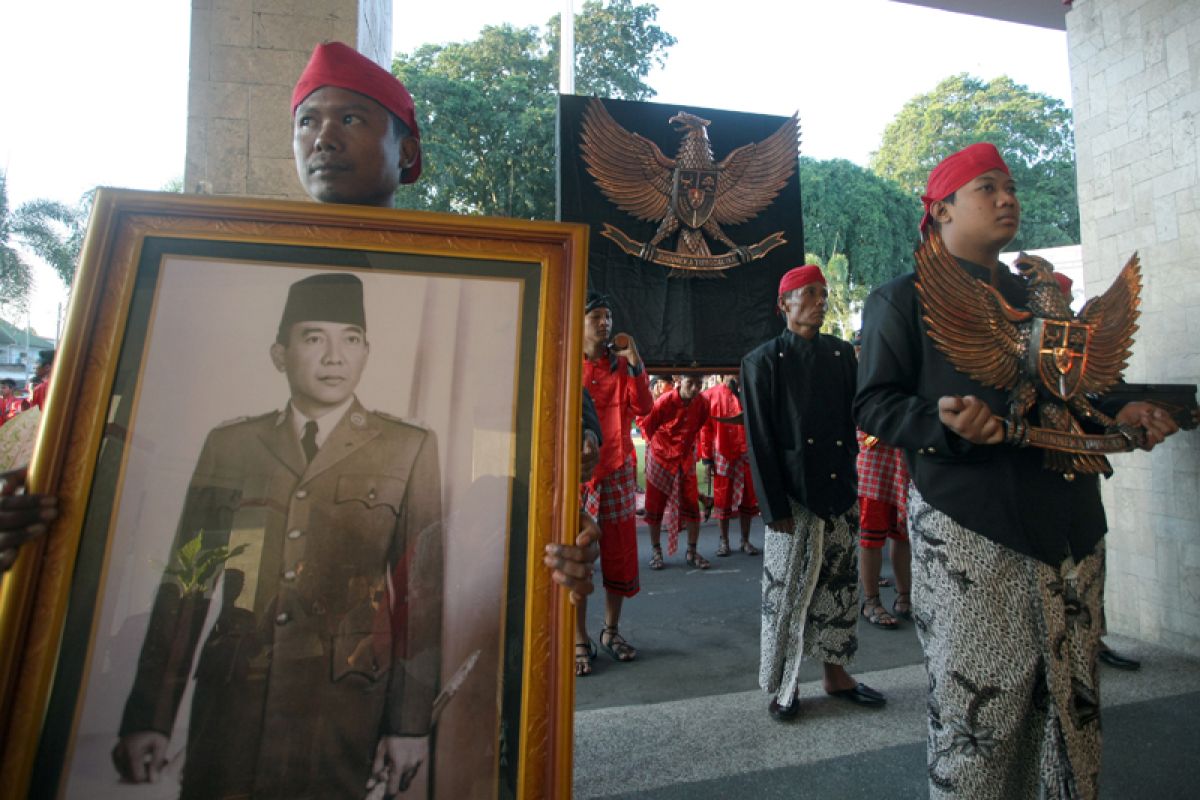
left=914, top=231, right=1142, bottom=475
left=579, top=99, right=799, bottom=278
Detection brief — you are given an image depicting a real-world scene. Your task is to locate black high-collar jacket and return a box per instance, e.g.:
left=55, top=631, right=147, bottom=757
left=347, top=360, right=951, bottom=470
left=854, top=261, right=1109, bottom=566
left=741, top=328, right=859, bottom=524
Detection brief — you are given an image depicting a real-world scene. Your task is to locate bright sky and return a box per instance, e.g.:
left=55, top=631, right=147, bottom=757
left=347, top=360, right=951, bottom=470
left=0, top=0, right=1070, bottom=335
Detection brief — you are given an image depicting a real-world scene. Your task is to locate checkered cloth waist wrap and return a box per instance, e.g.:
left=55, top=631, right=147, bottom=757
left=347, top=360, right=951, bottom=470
left=714, top=449, right=748, bottom=507
left=581, top=453, right=638, bottom=523
left=646, top=450, right=688, bottom=554
left=855, top=430, right=909, bottom=510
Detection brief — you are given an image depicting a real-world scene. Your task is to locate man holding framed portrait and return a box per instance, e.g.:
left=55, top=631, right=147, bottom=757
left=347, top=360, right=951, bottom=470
left=0, top=40, right=598, bottom=800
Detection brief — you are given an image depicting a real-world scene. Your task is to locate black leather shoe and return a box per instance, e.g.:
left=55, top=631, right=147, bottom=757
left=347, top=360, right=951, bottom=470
left=827, top=682, right=887, bottom=707
left=1099, top=648, right=1141, bottom=671
left=768, top=693, right=800, bottom=721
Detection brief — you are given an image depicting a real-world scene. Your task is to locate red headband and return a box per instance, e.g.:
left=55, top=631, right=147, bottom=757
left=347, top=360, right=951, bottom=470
left=919, top=142, right=1009, bottom=233
left=778, top=264, right=826, bottom=297
left=292, top=42, right=422, bottom=184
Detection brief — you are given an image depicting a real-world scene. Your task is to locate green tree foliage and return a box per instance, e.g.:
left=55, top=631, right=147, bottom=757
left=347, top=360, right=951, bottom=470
left=12, top=189, right=94, bottom=290
left=870, top=74, right=1079, bottom=250
left=393, top=0, right=675, bottom=218
left=0, top=171, right=35, bottom=311
left=800, top=157, right=921, bottom=301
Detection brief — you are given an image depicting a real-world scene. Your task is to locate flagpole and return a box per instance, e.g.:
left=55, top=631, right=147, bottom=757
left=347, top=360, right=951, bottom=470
left=559, top=0, right=575, bottom=95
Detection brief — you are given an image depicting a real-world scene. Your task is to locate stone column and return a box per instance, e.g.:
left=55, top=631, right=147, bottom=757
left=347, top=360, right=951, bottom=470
left=1067, top=0, right=1200, bottom=655
left=185, top=0, right=393, bottom=199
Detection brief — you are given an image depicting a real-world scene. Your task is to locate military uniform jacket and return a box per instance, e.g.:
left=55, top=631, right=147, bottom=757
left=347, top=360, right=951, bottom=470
left=741, top=329, right=859, bottom=524
left=120, top=398, right=442, bottom=798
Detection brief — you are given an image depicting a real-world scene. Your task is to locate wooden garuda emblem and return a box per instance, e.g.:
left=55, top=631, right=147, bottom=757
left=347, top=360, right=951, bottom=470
left=914, top=231, right=1143, bottom=476
left=579, top=99, right=799, bottom=278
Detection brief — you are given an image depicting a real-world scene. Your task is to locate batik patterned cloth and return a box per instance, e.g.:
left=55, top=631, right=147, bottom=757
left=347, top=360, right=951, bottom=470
left=643, top=450, right=699, bottom=554
left=759, top=500, right=860, bottom=701
left=909, top=485, right=1103, bottom=800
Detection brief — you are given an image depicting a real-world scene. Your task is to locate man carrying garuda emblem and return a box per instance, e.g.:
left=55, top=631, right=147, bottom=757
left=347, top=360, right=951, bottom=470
left=856, top=142, right=1190, bottom=800
left=579, top=99, right=800, bottom=277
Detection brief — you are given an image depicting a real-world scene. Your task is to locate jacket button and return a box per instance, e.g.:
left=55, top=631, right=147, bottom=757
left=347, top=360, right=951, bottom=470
left=368, top=489, right=377, bottom=500
left=835, top=440, right=843, bottom=447
left=830, top=473, right=837, bottom=480
left=283, top=569, right=297, bottom=581
left=275, top=612, right=290, bottom=625
left=295, top=489, right=308, bottom=499
left=287, top=529, right=303, bottom=540
left=928, top=446, right=937, bottom=454
left=806, top=437, right=814, bottom=444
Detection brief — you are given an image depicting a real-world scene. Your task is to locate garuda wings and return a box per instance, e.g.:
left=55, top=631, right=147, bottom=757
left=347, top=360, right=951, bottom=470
left=580, top=99, right=799, bottom=276
left=914, top=231, right=1142, bottom=475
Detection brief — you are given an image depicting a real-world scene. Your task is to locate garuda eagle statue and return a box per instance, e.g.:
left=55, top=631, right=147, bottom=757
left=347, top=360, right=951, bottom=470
left=580, top=99, right=799, bottom=276
left=914, top=231, right=1143, bottom=476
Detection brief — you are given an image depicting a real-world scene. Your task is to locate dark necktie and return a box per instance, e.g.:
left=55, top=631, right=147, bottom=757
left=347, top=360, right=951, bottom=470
left=301, top=420, right=319, bottom=463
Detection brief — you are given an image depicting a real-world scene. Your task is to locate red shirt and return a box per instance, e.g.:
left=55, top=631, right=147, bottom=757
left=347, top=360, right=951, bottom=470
left=0, top=394, right=29, bottom=425
left=30, top=378, right=49, bottom=410
left=582, top=353, right=653, bottom=481
left=642, top=388, right=710, bottom=471
left=699, top=383, right=746, bottom=461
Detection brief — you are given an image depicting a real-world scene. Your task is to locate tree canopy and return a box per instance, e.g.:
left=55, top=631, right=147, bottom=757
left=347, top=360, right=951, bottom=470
left=870, top=74, right=1079, bottom=250
left=0, top=171, right=93, bottom=311
left=0, top=171, right=35, bottom=311
left=800, top=157, right=921, bottom=302
left=392, top=0, right=675, bottom=219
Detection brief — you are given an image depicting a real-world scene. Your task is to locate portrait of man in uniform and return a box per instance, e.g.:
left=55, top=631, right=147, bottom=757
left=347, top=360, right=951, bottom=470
left=111, top=271, right=443, bottom=798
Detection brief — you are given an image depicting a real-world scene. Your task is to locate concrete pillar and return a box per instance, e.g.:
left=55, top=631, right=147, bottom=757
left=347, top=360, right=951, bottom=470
left=1067, top=0, right=1200, bottom=655
left=185, top=0, right=393, bottom=199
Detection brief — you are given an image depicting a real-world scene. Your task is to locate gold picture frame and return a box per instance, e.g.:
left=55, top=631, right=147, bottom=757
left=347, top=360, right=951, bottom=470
left=0, top=189, right=587, bottom=799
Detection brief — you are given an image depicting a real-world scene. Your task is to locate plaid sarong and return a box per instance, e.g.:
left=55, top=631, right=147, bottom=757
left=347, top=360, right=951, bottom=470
left=645, top=451, right=685, bottom=555
left=856, top=429, right=909, bottom=510
left=713, top=450, right=747, bottom=512
left=582, top=453, right=638, bottom=524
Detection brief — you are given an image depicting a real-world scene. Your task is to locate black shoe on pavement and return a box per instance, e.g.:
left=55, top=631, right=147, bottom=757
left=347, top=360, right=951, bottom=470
left=1099, top=648, right=1141, bottom=671
left=768, top=693, right=800, bottom=721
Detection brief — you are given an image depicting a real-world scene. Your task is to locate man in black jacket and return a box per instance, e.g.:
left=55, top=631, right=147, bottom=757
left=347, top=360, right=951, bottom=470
left=855, top=143, right=1177, bottom=799
left=742, top=264, right=885, bottom=721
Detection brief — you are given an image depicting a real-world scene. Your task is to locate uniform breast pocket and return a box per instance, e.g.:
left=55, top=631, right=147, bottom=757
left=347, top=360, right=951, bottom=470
left=335, top=474, right=407, bottom=516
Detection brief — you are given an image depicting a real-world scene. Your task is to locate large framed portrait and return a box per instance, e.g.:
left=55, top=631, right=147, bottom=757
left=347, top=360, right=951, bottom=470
left=0, top=190, right=588, bottom=799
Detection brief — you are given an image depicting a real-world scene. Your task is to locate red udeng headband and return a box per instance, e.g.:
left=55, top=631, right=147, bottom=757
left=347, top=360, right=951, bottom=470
left=292, top=41, right=422, bottom=183
left=919, top=142, right=1009, bottom=233
left=778, top=264, right=826, bottom=297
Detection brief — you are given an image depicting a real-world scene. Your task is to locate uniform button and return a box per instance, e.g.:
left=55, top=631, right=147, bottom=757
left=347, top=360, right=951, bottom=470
left=275, top=612, right=290, bottom=625
left=917, top=448, right=925, bottom=455
left=287, top=529, right=303, bottom=540
left=928, top=446, right=937, bottom=454
left=835, top=350, right=842, bottom=356
left=835, top=440, right=843, bottom=447
left=295, top=489, right=308, bottom=499
left=368, top=489, right=377, bottom=500
left=283, top=569, right=297, bottom=581
left=830, top=473, right=837, bottom=480
left=806, top=437, right=814, bottom=444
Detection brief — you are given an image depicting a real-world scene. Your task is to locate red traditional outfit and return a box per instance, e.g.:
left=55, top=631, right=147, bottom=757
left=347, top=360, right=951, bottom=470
left=581, top=352, right=653, bottom=596
left=642, top=388, right=709, bottom=554
left=30, top=380, right=49, bottom=410
left=699, top=383, right=758, bottom=520
left=855, top=430, right=909, bottom=549
left=0, top=393, right=29, bottom=425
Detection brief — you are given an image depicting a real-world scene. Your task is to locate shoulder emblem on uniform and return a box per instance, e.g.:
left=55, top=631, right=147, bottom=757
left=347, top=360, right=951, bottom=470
left=216, top=410, right=275, bottom=429
left=372, top=410, right=428, bottom=431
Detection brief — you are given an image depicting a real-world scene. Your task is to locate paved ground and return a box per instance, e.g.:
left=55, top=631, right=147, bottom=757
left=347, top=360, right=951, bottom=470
left=573, top=515, right=1200, bottom=799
